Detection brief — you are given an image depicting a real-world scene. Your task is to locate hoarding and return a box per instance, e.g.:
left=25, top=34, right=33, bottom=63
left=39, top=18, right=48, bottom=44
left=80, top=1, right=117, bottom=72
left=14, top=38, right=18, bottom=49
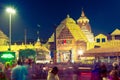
left=0, top=51, right=16, bottom=63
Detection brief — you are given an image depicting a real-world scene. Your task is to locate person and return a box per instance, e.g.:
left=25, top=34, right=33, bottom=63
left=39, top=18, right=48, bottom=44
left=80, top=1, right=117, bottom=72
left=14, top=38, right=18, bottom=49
left=11, top=59, right=27, bottom=80
left=11, top=60, right=17, bottom=68
left=4, top=62, right=12, bottom=80
left=23, top=58, right=33, bottom=80
left=91, top=62, right=102, bottom=80
left=100, top=63, right=108, bottom=80
left=47, top=66, right=59, bottom=80
left=0, top=62, right=7, bottom=80
left=109, top=62, right=120, bottom=80
left=72, top=70, right=79, bottom=80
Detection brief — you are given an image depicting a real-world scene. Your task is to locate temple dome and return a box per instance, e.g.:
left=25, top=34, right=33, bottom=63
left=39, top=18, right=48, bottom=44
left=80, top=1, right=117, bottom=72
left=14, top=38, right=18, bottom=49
left=61, top=15, right=76, bottom=24
left=77, top=10, right=89, bottom=23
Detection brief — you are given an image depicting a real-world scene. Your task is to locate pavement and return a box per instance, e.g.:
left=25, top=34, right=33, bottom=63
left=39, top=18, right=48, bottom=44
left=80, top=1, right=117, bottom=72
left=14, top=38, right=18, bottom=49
left=80, top=72, right=91, bottom=80
left=31, top=71, right=92, bottom=80
left=31, top=64, right=92, bottom=80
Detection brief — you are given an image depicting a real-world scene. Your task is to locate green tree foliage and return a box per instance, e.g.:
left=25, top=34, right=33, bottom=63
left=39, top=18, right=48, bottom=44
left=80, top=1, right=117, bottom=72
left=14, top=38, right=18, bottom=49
left=19, top=49, right=36, bottom=59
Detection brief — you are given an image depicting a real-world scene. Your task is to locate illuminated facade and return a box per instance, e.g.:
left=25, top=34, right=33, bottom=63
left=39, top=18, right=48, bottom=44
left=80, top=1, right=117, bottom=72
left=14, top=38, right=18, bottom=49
left=0, top=32, right=50, bottom=60
left=83, top=29, right=120, bottom=63
left=48, top=9, right=120, bottom=63
left=48, top=10, right=95, bottom=62
left=94, top=29, right=120, bottom=48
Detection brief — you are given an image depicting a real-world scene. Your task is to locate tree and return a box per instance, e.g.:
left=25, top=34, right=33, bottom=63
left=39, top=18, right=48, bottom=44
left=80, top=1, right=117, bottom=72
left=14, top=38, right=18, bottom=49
left=19, top=49, right=36, bottom=59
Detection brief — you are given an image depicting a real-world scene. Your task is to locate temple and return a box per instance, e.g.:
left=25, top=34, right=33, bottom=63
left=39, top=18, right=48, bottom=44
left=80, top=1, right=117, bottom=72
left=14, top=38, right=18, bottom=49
left=48, top=9, right=120, bottom=63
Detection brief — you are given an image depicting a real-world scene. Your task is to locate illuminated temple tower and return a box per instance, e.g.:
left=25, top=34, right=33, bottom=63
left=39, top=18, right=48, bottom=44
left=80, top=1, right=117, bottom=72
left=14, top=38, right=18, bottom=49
left=77, top=10, right=94, bottom=42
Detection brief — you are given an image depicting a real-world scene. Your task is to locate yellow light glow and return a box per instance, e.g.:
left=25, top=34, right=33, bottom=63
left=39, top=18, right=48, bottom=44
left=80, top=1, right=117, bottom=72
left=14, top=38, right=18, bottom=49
left=6, top=7, right=16, bottom=14
left=78, top=50, right=83, bottom=55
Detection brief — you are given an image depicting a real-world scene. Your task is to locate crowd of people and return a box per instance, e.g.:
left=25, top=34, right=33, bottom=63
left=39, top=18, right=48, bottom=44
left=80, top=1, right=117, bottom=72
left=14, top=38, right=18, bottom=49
left=91, top=61, right=120, bottom=80
left=0, top=59, right=32, bottom=80
left=0, top=59, right=60, bottom=80
left=0, top=59, right=120, bottom=80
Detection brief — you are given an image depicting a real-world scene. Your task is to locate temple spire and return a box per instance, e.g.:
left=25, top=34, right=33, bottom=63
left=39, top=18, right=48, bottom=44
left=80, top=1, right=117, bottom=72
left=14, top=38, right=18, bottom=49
left=37, top=37, right=40, bottom=42
left=67, top=14, right=70, bottom=18
left=81, top=8, right=85, bottom=17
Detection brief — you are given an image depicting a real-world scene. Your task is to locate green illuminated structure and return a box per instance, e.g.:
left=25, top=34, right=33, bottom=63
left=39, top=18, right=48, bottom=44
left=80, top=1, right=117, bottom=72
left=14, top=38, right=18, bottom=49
left=1, top=54, right=14, bottom=58
left=0, top=51, right=16, bottom=63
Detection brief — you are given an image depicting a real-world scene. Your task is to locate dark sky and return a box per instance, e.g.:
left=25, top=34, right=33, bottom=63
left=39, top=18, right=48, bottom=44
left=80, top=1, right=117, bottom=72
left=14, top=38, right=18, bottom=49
left=0, top=0, right=120, bottom=42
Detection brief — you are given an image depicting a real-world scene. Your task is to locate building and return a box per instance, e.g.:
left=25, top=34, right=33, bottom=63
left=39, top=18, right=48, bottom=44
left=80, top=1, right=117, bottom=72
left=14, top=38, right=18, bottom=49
left=83, top=29, right=120, bottom=63
left=0, top=30, right=50, bottom=60
left=48, top=9, right=120, bottom=63
left=48, top=10, right=95, bottom=63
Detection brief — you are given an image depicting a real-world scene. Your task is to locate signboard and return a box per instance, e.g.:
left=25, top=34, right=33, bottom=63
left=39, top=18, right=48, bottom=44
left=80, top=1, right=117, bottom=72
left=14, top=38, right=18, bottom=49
left=1, top=54, right=14, bottom=58
left=0, top=51, right=16, bottom=63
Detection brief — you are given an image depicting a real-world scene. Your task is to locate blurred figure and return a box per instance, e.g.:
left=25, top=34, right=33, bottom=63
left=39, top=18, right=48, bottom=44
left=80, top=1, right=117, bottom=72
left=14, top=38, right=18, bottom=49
left=0, top=62, right=7, bottom=80
left=11, top=60, right=17, bottom=68
left=109, top=62, right=119, bottom=80
left=11, top=59, right=26, bottom=80
left=47, top=66, right=59, bottom=80
left=100, top=63, right=108, bottom=80
left=4, top=62, right=12, bottom=80
left=72, top=70, right=79, bottom=80
left=0, top=62, right=4, bottom=72
left=23, top=58, right=33, bottom=80
left=91, top=62, right=102, bottom=80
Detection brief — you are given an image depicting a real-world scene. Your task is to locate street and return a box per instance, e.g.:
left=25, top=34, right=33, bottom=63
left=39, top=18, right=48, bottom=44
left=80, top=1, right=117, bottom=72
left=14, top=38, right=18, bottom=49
left=30, top=63, right=92, bottom=80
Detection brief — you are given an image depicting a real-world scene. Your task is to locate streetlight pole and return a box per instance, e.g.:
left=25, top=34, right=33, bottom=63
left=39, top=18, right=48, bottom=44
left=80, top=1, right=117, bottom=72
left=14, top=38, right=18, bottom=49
left=9, top=13, right=11, bottom=50
left=6, top=7, right=16, bottom=51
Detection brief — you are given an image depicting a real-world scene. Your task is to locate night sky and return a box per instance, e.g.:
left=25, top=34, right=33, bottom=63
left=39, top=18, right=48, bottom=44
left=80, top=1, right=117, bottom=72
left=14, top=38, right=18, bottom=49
left=0, top=0, right=120, bottom=42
